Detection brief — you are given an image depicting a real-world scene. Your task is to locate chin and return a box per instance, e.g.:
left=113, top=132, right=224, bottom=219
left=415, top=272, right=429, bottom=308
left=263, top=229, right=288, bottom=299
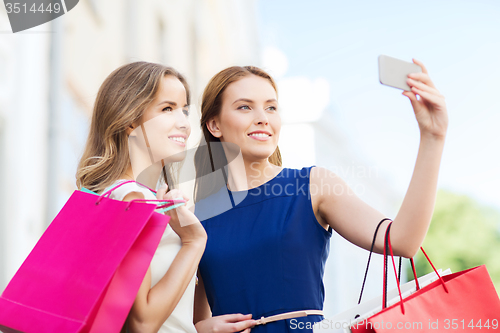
left=243, top=148, right=276, bottom=162
left=160, top=146, right=187, bottom=163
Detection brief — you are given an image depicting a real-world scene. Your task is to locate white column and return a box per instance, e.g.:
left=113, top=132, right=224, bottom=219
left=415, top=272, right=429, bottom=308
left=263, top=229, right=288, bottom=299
left=0, top=27, right=50, bottom=290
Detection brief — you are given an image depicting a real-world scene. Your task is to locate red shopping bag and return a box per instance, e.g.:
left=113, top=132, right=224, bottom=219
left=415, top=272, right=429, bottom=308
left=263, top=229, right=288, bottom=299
left=0, top=181, right=180, bottom=333
left=351, top=222, right=500, bottom=333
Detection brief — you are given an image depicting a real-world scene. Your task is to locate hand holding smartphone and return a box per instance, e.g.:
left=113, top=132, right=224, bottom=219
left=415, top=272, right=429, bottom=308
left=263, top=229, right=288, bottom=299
left=378, top=55, right=422, bottom=91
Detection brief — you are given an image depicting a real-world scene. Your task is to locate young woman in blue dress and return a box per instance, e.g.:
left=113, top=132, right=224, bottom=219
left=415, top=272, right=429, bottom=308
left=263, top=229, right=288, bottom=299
left=192, top=61, right=448, bottom=332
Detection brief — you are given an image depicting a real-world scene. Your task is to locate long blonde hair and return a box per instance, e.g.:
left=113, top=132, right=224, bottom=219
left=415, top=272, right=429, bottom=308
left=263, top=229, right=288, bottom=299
left=76, top=61, right=190, bottom=193
left=194, top=66, right=281, bottom=202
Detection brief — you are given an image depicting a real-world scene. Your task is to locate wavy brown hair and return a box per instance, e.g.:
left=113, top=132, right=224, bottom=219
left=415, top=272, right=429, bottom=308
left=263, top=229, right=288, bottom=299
left=194, top=66, right=282, bottom=202
left=76, top=61, right=190, bottom=193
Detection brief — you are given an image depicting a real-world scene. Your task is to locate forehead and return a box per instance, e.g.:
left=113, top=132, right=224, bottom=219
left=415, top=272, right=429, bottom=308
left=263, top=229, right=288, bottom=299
left=223, top=75, right=277, bottom=102
left=155, top=75, right=187, bottom=101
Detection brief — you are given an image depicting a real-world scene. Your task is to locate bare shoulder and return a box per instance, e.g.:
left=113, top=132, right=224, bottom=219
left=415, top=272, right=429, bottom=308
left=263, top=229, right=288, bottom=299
left=310, top=166, right=344, bottom=189
left=309, top=166, right=342, bottom=230
left=310, top=166, right=343, bottom=205
left=122, top=191, right=146, bottom=202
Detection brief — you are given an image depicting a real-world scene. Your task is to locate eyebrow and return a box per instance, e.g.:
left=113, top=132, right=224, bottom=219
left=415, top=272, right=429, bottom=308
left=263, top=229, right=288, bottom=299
left=232, top=98, right=277, bottom=105
left=157, top=100, right=177, bottom=107
left=157, top=101, right=189, bottom=107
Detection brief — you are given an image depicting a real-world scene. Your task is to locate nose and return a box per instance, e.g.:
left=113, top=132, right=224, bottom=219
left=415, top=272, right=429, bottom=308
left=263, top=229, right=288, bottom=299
left=174, top=108, right=190, bottom=131
left=254, top=107, right=269, bottom=126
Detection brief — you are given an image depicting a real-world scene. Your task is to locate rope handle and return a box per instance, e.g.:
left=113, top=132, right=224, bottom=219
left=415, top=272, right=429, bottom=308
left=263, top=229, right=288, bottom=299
left=100, top=180, right=155, bottom=199
left=124, top=198, right=186, bottom=211
left=358, top=218, right=413, bottom=306
left=383, top=222, right=448, bottom=315
left=357, top=217, right=392, bottom=304
left=94, top=180, right=186, bottom=211
left=384, top=222, right=405, bottom=314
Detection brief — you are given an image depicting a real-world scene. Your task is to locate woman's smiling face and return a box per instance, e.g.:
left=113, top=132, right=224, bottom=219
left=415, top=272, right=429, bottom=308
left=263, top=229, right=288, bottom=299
left=208, top=74, right=281, bottom=162
left=138, top=75, right=191, bottom=162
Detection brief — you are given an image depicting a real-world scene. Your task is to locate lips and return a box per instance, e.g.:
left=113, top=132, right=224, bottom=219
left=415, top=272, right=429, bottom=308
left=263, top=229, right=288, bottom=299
left=248, top=130, right=272, bottom=141
left=168, top=135, right=187, bottom=146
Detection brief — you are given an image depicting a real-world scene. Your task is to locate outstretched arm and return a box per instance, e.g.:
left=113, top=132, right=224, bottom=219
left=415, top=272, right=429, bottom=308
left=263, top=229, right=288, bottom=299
left=313, top=59, right=448, bottom=258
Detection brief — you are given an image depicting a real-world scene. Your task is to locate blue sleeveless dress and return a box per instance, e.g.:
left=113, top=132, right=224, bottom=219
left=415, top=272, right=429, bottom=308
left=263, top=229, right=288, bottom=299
left=195, top=166, right=332, bottom=332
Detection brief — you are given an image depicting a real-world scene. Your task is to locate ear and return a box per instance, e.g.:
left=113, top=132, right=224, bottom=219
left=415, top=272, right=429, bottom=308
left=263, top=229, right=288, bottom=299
left=126, top=123, right=137, bottom=136
left=206, top=117, right=222, bottom=138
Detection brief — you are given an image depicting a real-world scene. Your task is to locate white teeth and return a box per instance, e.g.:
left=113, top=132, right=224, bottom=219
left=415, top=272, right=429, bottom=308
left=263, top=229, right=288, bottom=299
left=169, top=137, right=185, bottom=143
left=249, top=133, right=270, bottom=138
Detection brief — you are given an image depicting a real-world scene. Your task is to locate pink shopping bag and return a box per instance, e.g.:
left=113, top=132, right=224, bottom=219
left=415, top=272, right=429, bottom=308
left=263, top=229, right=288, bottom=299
left=0, top=182, right=175, bottom=333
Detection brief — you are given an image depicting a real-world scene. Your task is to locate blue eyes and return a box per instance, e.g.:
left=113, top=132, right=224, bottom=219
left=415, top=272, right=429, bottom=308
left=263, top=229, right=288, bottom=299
left=162, top=106, right=190, bottom=116
left=237, top=105, right=277, bottom=111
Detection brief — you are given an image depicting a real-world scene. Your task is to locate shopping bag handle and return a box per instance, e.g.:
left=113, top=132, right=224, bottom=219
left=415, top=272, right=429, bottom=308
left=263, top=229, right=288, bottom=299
left=357, top=217, right=392, bottom=304
left=383, top=221, right=449, bottom=315
left=95, top=180, right=186, bottom=211
left=100, top=180, right=154, bottom=200
left=358, top=218, right=418, bottom=304
left=124, top=198, right=186, bottom=211
left=383, top=222, right=405, bottom=313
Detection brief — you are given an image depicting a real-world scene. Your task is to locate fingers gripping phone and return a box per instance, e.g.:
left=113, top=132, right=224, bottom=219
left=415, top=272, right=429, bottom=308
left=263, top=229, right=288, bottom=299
left=378, top=55, right=422, bottom=91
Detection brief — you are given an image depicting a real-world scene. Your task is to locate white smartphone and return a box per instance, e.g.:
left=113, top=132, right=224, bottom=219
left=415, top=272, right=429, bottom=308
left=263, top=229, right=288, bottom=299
left=378, top=55, right=422, bottom=91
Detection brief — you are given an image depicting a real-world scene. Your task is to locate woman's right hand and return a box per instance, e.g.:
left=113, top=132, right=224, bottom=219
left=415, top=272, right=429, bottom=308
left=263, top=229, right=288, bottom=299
left=157, top=185, right=207, bottom=245
left=195, top=314, right=257, bottom=333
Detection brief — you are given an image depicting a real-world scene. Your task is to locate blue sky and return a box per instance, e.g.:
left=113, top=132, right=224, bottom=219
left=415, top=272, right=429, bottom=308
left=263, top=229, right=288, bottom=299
left=257, top=0, right=500, bottom=211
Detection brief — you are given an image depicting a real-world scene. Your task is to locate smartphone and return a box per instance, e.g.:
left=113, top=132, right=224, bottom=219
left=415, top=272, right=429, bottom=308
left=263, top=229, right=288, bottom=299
left=378, top=55, right=422, bottom=91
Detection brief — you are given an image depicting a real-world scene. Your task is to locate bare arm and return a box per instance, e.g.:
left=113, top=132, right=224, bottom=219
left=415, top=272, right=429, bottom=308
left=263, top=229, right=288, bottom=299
left=124, top=190, right=207, bottom=333
left=389, top=134, right=445, bottom=256
left=313, top=59, right=448, bottom=258
left=194, top=271, right=212, bottom=325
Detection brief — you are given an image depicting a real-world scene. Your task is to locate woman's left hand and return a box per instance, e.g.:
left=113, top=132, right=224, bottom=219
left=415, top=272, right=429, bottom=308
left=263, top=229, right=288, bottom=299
left=195, top=314, right=257, bottom=333
left=403, top=59, right=448, bottom=140
left=156, top=185, right=207, bottom=245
